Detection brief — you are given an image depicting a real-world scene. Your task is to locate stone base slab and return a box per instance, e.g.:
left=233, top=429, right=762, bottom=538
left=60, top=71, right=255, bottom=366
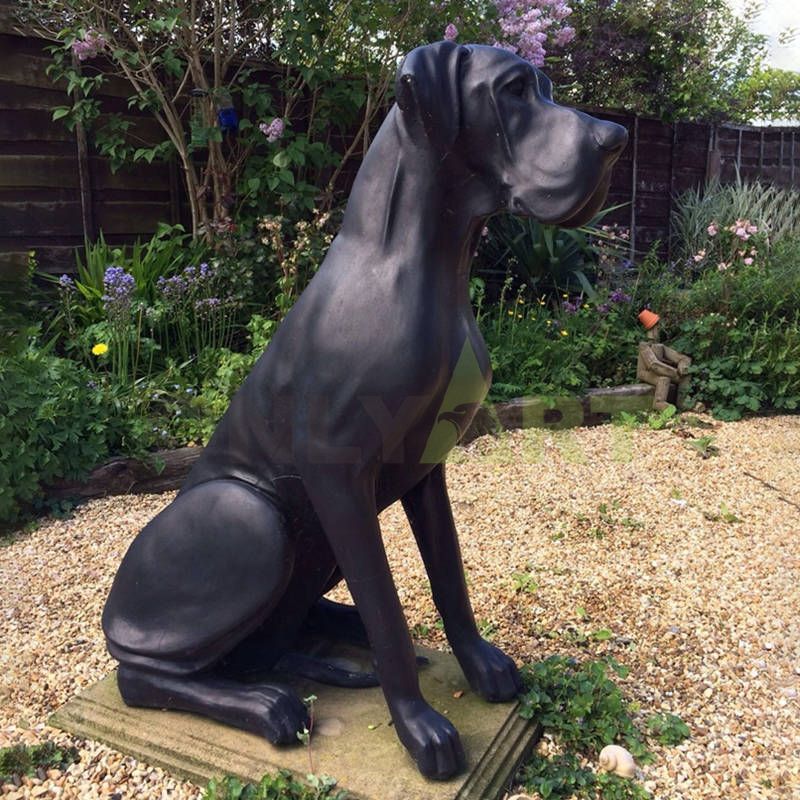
left=50, top=647, right=540, bottom=800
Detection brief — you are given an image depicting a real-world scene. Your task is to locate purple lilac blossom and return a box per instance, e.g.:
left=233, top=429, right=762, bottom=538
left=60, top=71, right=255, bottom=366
left=493, top=0, right=574, bottom=66
left=259, top=118, right=284, bottom=142
left=72, top=30, right=107, bottom=62
left=444, top=23, right=458, bottom=41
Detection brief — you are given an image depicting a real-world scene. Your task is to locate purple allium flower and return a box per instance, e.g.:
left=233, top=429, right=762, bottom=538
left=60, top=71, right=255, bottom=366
left=609, top=289, right=631, bottom=304
left=58, top=274, right=75, bottom=291
left=444, top=23, right=458, bottom=41
left=158, top=274, right=188, bottom=302
left=597, top=302, right=611, bottom=315
left=102, top=266, right=135, bottom=319
left=562, top=300, right=580, bottom=314
left=259, top=118, right=284, bottom=143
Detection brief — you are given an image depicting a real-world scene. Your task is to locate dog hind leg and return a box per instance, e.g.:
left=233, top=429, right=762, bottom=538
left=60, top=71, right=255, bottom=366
left=103, top=479, right=308, bottom=743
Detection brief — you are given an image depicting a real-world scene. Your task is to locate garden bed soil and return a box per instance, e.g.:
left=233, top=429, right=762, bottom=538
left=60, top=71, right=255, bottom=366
left=2, top=414, right=799, bottom=799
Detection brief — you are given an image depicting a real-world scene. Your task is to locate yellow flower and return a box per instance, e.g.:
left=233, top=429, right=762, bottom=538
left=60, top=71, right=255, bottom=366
left=508, top=310, right=514, bottom=316
left=562, top=293, right=569, bottom=299
left=560, top=330, right=569, bottom=337
left=92, top=343, right=109, bottom=356
left=538, top=300, right=546, bottom=306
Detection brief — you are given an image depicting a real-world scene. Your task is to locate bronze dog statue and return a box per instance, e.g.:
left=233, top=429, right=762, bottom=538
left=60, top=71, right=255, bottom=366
left=103, top=42, right=627, bottom=779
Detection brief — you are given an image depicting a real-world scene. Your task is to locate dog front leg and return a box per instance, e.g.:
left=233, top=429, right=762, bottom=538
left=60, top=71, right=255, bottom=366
left=402, top=464, right=522, bottom=701
left=302, top=465, right=466, bottom=780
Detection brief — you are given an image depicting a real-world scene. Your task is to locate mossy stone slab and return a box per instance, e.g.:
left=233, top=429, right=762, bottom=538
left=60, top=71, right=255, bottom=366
left=50, top=647, right=539, bottom=800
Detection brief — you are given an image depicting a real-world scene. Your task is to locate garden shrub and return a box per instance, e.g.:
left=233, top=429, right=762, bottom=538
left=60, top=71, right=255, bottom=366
left=479, top=283, right=641, bottom=401
left=0, top=347, right=155, bottom=527
left=166, top=315, right=278, bottom=446
left=659, top=237, right=800, bottom=419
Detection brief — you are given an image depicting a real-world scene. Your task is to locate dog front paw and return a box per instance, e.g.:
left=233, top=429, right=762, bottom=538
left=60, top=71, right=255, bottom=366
left=454, top=638, right=522, bottom=702
left=392, top=698, right=466, bottom=779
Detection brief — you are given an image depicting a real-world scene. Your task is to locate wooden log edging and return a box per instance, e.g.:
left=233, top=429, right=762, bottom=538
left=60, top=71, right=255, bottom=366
left=45, top=384, right=655, bottom=502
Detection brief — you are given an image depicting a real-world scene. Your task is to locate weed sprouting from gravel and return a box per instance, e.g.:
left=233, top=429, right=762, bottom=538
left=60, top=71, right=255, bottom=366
left=0, top=741, right=79, bottom=784
left=516, top=655, right=689, bottom=799
left=202, top=769, right=347, bottom=800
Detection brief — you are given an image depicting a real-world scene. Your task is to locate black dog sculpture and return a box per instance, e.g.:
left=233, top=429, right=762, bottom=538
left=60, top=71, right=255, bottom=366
left=103, top=42, right=627, bottom=780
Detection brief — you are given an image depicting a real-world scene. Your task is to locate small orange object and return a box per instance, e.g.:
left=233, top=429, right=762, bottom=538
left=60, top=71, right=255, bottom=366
left=452, top=690, right=464, bottom=699
left=638, top=309, right=660, bottom=330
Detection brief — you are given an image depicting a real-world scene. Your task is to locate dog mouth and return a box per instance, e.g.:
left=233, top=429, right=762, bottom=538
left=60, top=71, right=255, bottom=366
left=513, top=167, right=614, bottom=229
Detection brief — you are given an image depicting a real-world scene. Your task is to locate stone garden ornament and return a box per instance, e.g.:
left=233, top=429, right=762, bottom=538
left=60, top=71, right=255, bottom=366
left=636, top=310, right=692, bottom=411
left=102, top=42, right=627, bottom=780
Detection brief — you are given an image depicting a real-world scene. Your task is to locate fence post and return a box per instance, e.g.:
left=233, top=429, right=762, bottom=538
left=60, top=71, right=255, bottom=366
left=792, top=132, right=796, bottom=187
left=667, top=122, right=677, bottom=263
left=736, top=128, right=742, bottom=173
left=629, top=115, right=639, bottom=259
left=72, top=53, right=96, bottom=243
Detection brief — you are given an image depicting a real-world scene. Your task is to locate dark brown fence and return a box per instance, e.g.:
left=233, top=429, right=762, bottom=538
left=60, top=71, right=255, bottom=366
left=1, top=3, right=799, bottom=279
left=0, top=4, right=181, bottom=278
left=590, top=108, right=799, bottom=259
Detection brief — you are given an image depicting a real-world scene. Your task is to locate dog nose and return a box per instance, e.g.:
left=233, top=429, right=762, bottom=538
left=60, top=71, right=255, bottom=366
left=592, top=120, right=628, bottom=153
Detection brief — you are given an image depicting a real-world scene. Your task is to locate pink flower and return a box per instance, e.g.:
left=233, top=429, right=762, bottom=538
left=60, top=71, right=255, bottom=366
left=747, top=224, right=758, bottom=234
left=734, top=227, right=749, bottom=240
left=444, top=23, right=458, bottom=41
left=259, top=118, right=284, bottom=142
left=71, top=29, right=107, bottom=62
left=717, top=262, right=729, bottom=272
left=554, top=25, right=575, bottom=47
left=743, top=257, right=754, bottom=265
left=707, top=223, right=718, bottom=236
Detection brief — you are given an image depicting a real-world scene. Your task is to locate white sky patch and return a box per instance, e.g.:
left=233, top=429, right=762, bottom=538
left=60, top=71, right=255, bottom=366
left=728, top=0, right=800, bottom=71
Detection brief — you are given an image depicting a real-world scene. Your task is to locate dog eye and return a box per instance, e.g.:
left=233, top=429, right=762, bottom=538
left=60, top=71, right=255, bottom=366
left=505, top=77, right=527, bottom=98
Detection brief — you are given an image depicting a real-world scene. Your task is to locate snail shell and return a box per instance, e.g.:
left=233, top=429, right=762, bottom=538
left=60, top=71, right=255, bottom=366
left=598, top=744, right=637, bottom=778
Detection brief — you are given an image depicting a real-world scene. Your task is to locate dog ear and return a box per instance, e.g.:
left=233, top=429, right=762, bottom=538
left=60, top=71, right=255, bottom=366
left=537, top=69, right=554, bottom=102
left=395, top=41, right=467, bottom=148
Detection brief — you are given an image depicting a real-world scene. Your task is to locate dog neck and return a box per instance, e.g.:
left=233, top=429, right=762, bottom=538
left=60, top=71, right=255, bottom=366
left=337, top=107, right=498, bottom=290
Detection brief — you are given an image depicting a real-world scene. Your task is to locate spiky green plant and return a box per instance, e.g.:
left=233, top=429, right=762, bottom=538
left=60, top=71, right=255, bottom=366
left=671, top=173, right=800, bottom=264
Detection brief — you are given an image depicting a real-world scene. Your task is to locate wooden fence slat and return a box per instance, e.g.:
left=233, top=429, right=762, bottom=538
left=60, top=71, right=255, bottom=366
left=0, top=155, right=80, bottom=188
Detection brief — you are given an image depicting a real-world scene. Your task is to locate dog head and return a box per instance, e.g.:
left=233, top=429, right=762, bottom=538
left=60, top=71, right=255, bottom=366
left=395, top=43, right=628, bottom=227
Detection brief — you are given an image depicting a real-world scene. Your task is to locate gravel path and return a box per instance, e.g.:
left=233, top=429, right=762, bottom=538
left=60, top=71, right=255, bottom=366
left=1, top=415, right=798, bottom=799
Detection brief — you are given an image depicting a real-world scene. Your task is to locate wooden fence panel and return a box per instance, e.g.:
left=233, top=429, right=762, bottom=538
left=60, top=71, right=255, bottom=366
left=1, top=3, right=798, bottom=279
left=0, top=5, right=179, bottom=276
